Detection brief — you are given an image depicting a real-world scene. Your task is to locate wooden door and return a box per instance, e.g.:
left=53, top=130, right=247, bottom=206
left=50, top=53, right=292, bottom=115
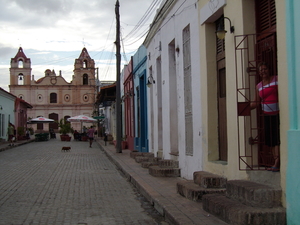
left=217, top=60, right=228, bottom=161
left=256, top=0, right=277, bottom=166
left=216, top=16, right=228, bottom=161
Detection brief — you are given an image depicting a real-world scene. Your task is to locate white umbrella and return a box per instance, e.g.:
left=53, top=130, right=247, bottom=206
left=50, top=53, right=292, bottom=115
left=67, top=115, right=96, bottom=123
left=28, top=116, right=54, bottom=124
left=67, top=115, right=96, bottom=131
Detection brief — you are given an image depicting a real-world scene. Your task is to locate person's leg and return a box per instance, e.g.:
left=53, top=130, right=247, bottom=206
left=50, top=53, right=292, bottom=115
left=271, top=115, right=280, bottom=171
left=8, top=136, right=11, bottom=146
left=272, top=145, right=280, bottom=169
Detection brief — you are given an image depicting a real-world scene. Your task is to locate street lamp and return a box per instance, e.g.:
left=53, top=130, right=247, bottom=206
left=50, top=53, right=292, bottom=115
left=216, top=17, right=235, bottom=40
left=146, top=74, right=155, bottom=88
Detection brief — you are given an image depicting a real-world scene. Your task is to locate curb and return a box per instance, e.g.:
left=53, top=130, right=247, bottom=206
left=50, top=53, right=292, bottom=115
left=97, top=140, right=224, bottom=225
left=0, top=139, right=35, bottom=152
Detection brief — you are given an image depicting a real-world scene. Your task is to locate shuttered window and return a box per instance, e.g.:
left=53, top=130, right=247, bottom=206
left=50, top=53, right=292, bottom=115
left=256, top=0, right=276, bottom=33
left=216, top=16, right=225, bottom=60
left=183, top=24, right=193, bottom=156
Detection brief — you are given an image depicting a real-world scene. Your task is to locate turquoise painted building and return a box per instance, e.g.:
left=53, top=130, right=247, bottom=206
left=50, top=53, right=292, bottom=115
left=133, top=45, right=148, bottom=152
left=0, top=88, right=16, bottom=141
left=286, top=0, right=300, bottom=224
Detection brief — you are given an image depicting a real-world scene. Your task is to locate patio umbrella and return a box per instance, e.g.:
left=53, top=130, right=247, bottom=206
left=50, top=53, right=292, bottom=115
left=27, top=116, right=54, bottom=124
left=67, top=115, right=97, bottom=123
left=67, top=115, right=96, bottom=131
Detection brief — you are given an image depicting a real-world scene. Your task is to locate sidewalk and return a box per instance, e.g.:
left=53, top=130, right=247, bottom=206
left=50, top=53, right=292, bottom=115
left=0, top=138, right=35, bottom=152
left=96, top=139, right=228, bottom=225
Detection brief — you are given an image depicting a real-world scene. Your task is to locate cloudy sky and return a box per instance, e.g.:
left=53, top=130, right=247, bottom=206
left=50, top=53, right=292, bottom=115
left=0, top=0, right=161, bottom=91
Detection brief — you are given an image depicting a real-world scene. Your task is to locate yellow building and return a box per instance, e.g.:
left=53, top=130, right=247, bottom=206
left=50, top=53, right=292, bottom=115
left=198, top=0, right=287, bottom=207
left=9, top=47, right=97, bottom=132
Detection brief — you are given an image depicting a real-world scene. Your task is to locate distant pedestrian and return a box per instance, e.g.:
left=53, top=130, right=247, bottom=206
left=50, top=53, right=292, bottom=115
left=87, top=126, right=95, bottom=148
left=7, top=123, right=14, bottom=146
left=104, top=133, right=108, bottom=146
left=25, top=129, right=30, bottom=140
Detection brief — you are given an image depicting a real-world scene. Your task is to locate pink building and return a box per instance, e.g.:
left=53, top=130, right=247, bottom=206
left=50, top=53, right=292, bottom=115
left=9, top=47, right=96, bottom=133
left=123, top=59, right=134, bottom=151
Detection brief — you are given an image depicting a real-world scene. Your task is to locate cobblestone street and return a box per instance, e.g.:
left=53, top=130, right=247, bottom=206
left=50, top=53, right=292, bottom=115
left=0, top=138, right=164, bottom=225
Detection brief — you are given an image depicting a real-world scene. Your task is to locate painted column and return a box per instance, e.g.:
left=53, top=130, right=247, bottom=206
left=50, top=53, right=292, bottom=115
left=286, top=0, right=300, bottom=224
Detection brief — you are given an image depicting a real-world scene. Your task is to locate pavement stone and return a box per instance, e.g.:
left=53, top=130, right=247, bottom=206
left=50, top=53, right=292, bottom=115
left=0, top=136, right=228, bottom=225
left=0, top=137, right=161, bottom=225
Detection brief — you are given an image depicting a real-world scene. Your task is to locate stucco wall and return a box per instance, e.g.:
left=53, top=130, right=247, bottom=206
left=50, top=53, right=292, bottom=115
left=146, top=0, right=202, bottom=179
left=0, top=91, right=16, bottom=140
left=133, top=45, right=148, bottom=152
left=198, top=0, right=287, bottom=207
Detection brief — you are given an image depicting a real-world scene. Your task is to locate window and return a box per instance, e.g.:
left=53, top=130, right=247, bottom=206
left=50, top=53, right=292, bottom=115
left=183, top=24, right=193, bottom=156
left=18, top=74, right=24, bottom=85
left=83, top=94, right=89, bottom=102
left=83, top=74, right=88, bottom=85
left=0, top=114, right=4, bottom=136
left=18, top=60, right=24, bottom=68
left=50, top=93, right=57, bottom=103
left=64, top=94, right=70, bottom=102
left=256, top=0, right=276, bottom=33
left=83, top=60, right=88, bottom=68
left=37, top=94, right=43, bottom=102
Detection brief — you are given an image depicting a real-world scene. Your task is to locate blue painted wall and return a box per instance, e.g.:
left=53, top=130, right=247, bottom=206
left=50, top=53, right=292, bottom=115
left=133, top=45, right=148, bottom=152
left=286, top=0, right=300, bottom=224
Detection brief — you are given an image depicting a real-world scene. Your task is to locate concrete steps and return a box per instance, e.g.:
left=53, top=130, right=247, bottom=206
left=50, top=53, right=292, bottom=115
left=203, top=180, right=286, bottom=225
left=130, top=152, right=154, bottom=159
left=177, top=171, right=226, bottom=202
left=141, top=157, right=161, bottom=168
left=149, top=159, right=180, bottom=177
left=226, top=180, right=282, bottom=208
left=194, top=171, right=227, bottom=188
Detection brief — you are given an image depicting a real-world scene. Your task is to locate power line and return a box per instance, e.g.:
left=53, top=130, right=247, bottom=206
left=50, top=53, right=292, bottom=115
left=122, top=0, right=162, bottom=42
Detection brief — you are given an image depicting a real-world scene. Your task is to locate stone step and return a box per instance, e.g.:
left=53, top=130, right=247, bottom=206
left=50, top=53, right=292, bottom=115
left=177, top=180, right=226, bottom=202
left=226, top=180, right=282, bottom=208
left=193, top=171, right=227, bottom=188
left=141, top=157, right=161, bottom=168
left=135, top=156, right=150, bottom=163
left=203, top=194, right=286, bottom=225
left=130, top=152, right=154, bottom=159
left=148, top=166, right=180, bottom=177
left=141, top=161, right=159, bottom=168
left=158, top=159, right=179, bottom=168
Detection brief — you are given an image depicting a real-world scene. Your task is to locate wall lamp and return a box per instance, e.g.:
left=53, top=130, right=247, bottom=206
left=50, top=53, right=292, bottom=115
left=216, top=17, right=235, bottom=40
left=146, top=74, right=155, bottom=88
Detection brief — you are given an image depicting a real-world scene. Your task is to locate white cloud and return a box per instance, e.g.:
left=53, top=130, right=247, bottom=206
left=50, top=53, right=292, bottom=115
left=0, top=0, right=162, bottom=91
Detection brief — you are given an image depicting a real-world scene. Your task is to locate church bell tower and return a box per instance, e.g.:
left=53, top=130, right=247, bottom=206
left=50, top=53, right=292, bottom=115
left=10, top=47, right=32, bottom=86
left=73, top=47, right=96, bottom=86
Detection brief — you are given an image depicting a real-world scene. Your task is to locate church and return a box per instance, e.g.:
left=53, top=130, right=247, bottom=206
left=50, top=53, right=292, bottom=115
left=9, top=47, right=97, bottom=132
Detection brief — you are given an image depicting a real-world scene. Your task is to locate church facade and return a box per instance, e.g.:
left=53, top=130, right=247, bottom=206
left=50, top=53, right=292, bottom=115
left=9, top=47, right=97, bottom=132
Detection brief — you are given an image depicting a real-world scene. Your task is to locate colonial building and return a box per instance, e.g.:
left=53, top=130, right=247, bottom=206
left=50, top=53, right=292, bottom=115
left=9, top=47, right=97, bottom=132
left=144, top=0, right=287, bottom=223
left=144, top=0, right=201, bottom=176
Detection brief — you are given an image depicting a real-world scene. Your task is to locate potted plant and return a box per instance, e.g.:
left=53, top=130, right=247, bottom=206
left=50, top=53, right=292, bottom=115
left=58, top=119, right=73, bottom=141
left=122, top=135, right=128, bottom=149
left=112, top=136, right=128, bottom=149
left=28, top=127, right=34, bottom=135
left=17, top=127, right=25, bottom=140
